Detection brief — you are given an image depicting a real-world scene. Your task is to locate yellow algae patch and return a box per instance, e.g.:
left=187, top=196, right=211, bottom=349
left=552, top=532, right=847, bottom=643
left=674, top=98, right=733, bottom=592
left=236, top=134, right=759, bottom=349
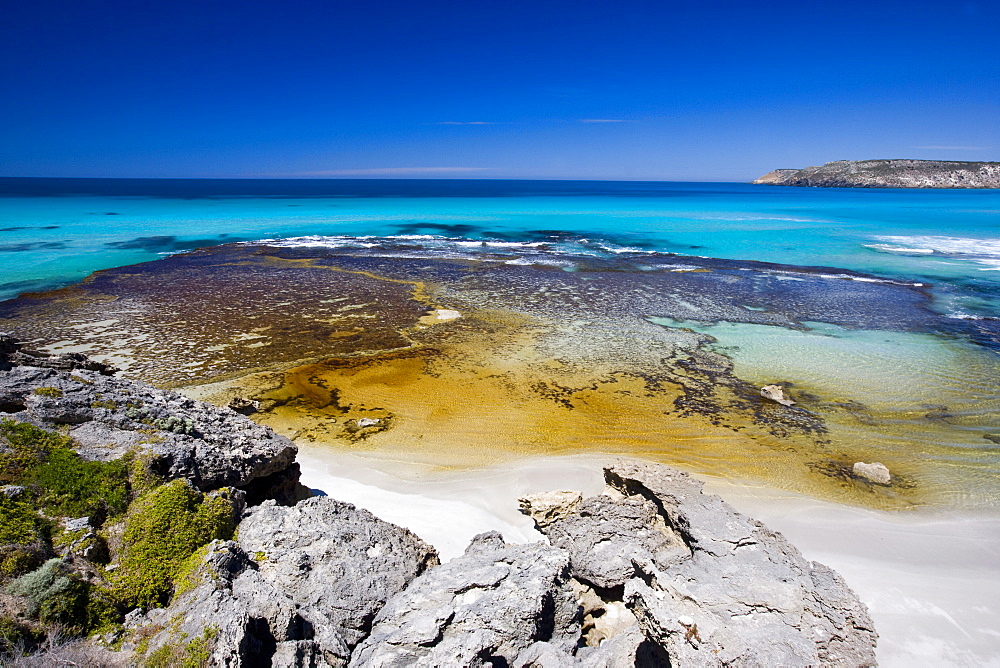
left=179, top=306, right=938, bottom=510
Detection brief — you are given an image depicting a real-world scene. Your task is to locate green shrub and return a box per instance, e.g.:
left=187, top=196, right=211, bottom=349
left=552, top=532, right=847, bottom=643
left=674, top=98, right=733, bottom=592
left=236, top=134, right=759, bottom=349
left=113, top=481, right=238, bottom=609
left=0, top=420, right=71, bottom=482
left=31, top=387, right=63, bottom=398
left=84, top=584, right=122, bottom=634
left=144, top=625, right=218, bottom=668
left=0, top=420, right=130, bottom=524
left=6, top=559, right=88, bottom=632
left=31, top=448, right=129, bottom=521
left=5, top=559, right=122, bottom=637
left=0, top=496, right=45, bottom=546
left=0, top=615, right=42, bottom=657
left=0, top=496, right=52, bottom=580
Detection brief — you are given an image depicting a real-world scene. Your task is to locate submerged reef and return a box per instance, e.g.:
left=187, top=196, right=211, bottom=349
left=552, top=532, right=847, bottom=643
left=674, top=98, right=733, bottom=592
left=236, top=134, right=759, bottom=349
left=0, top=341, right=877, bottom=666
left=1, top=242, right=996, bottom=509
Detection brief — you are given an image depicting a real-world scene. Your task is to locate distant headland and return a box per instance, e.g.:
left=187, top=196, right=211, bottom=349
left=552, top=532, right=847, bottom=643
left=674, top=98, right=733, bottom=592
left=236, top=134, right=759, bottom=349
left=753, top=159, right=1000, bottom=188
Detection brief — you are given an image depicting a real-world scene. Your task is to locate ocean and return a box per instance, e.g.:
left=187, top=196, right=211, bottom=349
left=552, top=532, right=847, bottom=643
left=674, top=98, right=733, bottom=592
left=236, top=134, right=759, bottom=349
left=2, top=177, right=999, bottom=509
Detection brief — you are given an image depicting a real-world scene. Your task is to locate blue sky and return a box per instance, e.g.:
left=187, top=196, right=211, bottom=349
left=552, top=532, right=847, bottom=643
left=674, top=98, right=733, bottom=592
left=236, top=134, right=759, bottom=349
left=2, top=0, right=997, bottom=180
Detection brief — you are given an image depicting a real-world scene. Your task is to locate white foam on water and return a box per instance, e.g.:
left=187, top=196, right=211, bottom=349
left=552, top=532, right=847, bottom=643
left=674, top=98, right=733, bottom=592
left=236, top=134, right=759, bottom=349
left=863, top=244, right=936, bottom=255
left=870, top=235, right=1000, bottom=270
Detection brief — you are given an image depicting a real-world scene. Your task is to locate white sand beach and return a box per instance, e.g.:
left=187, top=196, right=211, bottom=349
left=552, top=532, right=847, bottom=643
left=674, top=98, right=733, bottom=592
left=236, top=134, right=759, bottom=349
left=297, top=446, right=1000, bottom=668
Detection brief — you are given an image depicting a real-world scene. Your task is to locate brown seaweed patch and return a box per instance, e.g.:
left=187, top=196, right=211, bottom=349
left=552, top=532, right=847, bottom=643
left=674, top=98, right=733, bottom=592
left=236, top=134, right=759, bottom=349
left=0, top=246, right=433, bottom=386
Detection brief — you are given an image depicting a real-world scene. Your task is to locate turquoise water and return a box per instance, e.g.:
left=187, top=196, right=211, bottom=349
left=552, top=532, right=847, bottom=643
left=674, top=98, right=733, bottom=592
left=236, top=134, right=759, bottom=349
left=2, top=179, right=999, bottom=322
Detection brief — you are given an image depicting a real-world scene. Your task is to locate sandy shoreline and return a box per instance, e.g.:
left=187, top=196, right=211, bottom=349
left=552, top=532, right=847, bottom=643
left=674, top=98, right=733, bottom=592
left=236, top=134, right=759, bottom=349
left=297, top=445, right=1000, bottom=668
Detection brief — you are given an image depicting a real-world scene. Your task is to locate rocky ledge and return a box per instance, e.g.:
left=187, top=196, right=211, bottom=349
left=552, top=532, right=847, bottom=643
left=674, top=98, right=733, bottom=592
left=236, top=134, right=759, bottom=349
left=753, top=159, right=1000, bottom=188
left=0, top=335, right=877, bottom=666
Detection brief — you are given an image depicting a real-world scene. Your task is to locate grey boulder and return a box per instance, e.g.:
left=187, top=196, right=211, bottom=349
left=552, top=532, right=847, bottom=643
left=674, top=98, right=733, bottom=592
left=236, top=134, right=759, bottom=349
left=237, top=496, right=440, bottom=664
left=351, top=531, right=580, bottom=668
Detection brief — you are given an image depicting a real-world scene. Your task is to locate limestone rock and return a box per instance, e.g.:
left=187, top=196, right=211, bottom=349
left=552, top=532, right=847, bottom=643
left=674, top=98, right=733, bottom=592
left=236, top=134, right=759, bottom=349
left=134, top=540, right=331, bottom=666
left=853, top=461, right=892, bottom=485
left=350, top=531, right=579, bottom=667
left=572, top=580, right=638, bottom=647
left=540, top=493, right=689, bottom=590
left=528, top=460, right=878, bottom=666
left=237, top=496, right=440, bottom=663
left=0, top=343, right=297, bottom=494
left=518, top=490, right=583, bottom=529
left=760, top=384, right=795, bottom=406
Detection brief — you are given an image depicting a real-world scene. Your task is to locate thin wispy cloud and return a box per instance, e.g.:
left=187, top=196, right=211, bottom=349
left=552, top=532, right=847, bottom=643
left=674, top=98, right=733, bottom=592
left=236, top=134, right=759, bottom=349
left=293, top=167, right=491, bottom=176
left=912, top=145, right=985, bottom=150
left=578, top=118, right=635, bottom=123
left=430, top=121, right=495, bottom=125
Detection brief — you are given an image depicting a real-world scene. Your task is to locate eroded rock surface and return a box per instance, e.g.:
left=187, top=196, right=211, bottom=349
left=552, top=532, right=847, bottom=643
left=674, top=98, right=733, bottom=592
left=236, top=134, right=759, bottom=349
left=132, top=540, right=331, bottom=666
left=566, top=460, right=879, bottom=667
left=518, top=490, right=583, bottom=529
left=351, top=531, right=578, bottom=667
left=237, top=496, right=440, bottom=663
left=0, top=334, right=299, bottom=495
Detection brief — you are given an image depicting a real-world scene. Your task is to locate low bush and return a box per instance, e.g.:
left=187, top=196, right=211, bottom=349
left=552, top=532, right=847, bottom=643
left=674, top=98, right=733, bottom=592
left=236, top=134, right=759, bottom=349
left=113, top=480, right=238, bottom=609
left=0, top=420, right=130, bottom=524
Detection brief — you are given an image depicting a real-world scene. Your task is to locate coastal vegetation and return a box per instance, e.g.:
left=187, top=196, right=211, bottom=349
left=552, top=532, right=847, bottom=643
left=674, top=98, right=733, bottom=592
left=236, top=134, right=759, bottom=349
left=0, top=419, right=238, bottom=658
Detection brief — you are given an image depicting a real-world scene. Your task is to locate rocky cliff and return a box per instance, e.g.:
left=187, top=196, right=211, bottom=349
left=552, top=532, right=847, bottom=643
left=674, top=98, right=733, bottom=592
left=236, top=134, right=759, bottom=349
left=753, top=159, right=1000, bottom=188
left=0, top=335, right=878, bottom=666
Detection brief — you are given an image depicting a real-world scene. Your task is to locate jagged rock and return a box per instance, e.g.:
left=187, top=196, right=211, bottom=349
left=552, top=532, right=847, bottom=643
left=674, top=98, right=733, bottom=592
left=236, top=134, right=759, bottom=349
left=134, top=540, right=330, bottom=666
left=760, top=384, right=795, bottom=406
left=514, top=626, right=667, bottom=667
left=227, top=397, right=260, bottom=415
left=539, top=493, right=689, bottom=590
left=237, top=496, right=440, bottom=664
left=853, top=461, right=891, bottom=485
left=0, top=357, right=297, bottom=493
left=586, top=459, right=879, bottom=667
left=239, top=461, right=312, bottom=507
left=518, top=490, right=583, bottom=529
left=572, top=580, right=638, bottom=647
left=350, top=531, right=579, bottom=667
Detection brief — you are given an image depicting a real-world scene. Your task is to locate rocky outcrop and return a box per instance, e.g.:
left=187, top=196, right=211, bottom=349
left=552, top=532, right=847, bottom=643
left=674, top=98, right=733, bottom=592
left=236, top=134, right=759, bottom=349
left=132, top=497, right=439, bottom=667
left=539, top=492, right=690, bottom=591
left=128, top=540, right=323, bottom=666
left=753, top=159, right=1000, bottom=188
left=0, top=333, right=300, bottom=496
left=3, top=338, right=877, bottom=666
left=351, top=531, right=578, bottom=667
left=566, top=460, right=877, bottom=667
left=109, top=458, right=877, bottom=667
left=236, top=497, right=440, bottom=663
